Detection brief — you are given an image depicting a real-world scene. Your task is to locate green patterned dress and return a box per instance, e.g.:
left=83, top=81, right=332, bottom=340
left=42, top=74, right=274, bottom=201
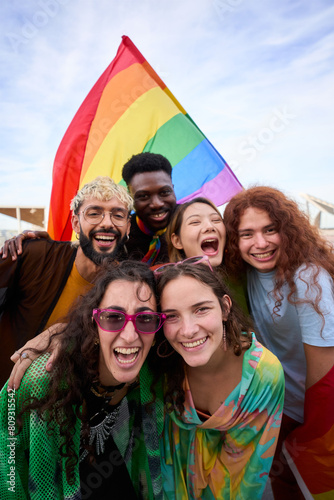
left=0, top=354, right=164, bottom=500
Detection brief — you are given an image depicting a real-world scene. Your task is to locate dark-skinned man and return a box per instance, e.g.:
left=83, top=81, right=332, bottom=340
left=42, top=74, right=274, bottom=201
left=122, top=152, right=177, bottom=264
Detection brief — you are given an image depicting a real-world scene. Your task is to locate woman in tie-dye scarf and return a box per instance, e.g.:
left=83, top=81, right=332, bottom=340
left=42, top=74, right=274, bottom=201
left=153, top=263, right=284, bottom=499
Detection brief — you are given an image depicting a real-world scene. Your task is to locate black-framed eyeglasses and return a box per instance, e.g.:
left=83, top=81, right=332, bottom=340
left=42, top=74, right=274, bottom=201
left=78, top=206, right=129, bottom=226
left=93, top=309, right=167, bottom=334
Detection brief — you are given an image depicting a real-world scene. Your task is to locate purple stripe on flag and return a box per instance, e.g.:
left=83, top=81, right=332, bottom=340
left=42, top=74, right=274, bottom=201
left=178, top=167, right=242, bottom=206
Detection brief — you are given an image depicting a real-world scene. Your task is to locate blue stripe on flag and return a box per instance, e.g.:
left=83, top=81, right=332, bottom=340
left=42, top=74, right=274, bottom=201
left=172, top=139, right=228, bottom=200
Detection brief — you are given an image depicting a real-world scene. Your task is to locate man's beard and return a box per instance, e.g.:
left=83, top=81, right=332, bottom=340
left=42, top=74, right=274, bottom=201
left=79, top=229, right=128, bottom=266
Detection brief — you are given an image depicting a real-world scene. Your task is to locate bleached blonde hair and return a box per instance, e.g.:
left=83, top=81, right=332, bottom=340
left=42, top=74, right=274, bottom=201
left=70, top=176, right=133, bottom=214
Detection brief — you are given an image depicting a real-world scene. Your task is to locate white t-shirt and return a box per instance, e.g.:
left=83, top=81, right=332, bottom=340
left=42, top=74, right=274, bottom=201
left=247, top=265, right=334, bottom=423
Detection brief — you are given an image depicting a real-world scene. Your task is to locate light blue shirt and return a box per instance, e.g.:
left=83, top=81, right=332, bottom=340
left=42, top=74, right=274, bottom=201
left=247, top=265, right=334, bottom=422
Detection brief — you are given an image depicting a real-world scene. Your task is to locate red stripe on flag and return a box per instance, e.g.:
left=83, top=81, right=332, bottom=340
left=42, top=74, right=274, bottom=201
left=48, top=37, right=143, bottom=240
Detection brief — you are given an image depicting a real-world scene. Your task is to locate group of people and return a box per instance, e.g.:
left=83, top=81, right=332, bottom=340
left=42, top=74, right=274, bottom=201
left=0, top=152, right=333, bottom=499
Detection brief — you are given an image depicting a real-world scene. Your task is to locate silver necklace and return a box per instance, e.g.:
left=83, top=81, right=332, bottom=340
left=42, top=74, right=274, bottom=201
left=80, top=404, right=121, bottom=462
left=89, top=404, right=121, bottom=455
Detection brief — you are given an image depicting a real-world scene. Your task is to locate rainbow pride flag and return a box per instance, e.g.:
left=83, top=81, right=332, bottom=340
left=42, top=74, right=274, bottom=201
left=48, top=35, right=242, bottom=240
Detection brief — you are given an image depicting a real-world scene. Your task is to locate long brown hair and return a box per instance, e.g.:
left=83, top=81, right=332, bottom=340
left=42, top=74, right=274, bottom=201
left=166, top=197, right=224, bottom=263
left=224, top=186, right=334, bottom=318
left=152, top=263, right=253, bottom=414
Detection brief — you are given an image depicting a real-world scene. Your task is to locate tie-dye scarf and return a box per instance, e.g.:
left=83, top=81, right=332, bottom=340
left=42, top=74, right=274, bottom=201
left=161, top=333, right=284, bottom=499
left=136, top=216, right=167, bottom=265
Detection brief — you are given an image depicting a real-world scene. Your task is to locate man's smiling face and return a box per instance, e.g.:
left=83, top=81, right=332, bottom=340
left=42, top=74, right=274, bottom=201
left=72, top=196, right=130, bottom=265
left=129, top=170, right=177, bottom=231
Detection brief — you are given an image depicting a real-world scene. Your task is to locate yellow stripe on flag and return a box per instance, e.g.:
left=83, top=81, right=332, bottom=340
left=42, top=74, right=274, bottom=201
left=81, top=63, right=159, bottom=178
left=163, top=87, right=187, bottom=115
left=80, top=86, right=180, bottom=186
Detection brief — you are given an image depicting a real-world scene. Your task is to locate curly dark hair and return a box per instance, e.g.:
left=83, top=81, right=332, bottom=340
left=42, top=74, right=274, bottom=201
left=18, top=260, right=159, bottom=484
left=224, top=186, right=334, bottom=320
left=150, top=263, right=253, bottom=415
left=122, top=152, right=172, bottom=186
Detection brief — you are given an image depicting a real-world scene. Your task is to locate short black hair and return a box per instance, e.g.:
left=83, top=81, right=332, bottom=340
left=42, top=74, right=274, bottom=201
left=122, top=152, right=172, bottom=186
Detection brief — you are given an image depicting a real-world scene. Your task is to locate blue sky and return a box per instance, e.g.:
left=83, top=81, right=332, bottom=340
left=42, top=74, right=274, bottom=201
left=1, top=0, right=333, bottom=230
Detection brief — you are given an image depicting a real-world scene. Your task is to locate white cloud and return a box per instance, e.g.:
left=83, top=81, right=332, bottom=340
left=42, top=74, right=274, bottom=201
left=0, top=0, right=333, bottom=231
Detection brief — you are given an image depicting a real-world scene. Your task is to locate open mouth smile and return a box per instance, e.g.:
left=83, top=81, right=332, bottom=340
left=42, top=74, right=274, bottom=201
left=181, top=337, right=208, bottom=349
left=201, top=238, right=219, bottom=255
left=93, top=233, right=117, bottom=247
left=114, top=347, right=140, bottom=365
left=251, top=249, right=277, bottom=260
left=149, top=211, right=168, bottom=221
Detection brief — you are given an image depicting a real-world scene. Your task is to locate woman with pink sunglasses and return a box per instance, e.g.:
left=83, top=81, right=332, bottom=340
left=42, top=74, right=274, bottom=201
left=0, top=261, right=165, bottom=499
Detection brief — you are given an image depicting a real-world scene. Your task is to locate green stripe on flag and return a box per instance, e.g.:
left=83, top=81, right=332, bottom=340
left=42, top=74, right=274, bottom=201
left=143, top=113, right=204, bottom=166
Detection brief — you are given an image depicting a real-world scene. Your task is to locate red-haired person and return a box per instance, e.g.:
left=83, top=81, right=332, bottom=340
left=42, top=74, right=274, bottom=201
left=224, top=186, right=334, bottom=499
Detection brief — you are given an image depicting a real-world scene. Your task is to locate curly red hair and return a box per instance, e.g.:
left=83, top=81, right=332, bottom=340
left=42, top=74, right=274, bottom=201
left=224, top=186, right=334, bottom=319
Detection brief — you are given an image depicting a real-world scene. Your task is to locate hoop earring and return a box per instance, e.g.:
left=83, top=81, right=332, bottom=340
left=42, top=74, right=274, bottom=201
left=94, top=337, right=99, bottom=346
left=75, top=232, right=80, bottom=240
left=223, top=321, right=227, bottom=352
left=157, top=339, right=174, bottom=358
